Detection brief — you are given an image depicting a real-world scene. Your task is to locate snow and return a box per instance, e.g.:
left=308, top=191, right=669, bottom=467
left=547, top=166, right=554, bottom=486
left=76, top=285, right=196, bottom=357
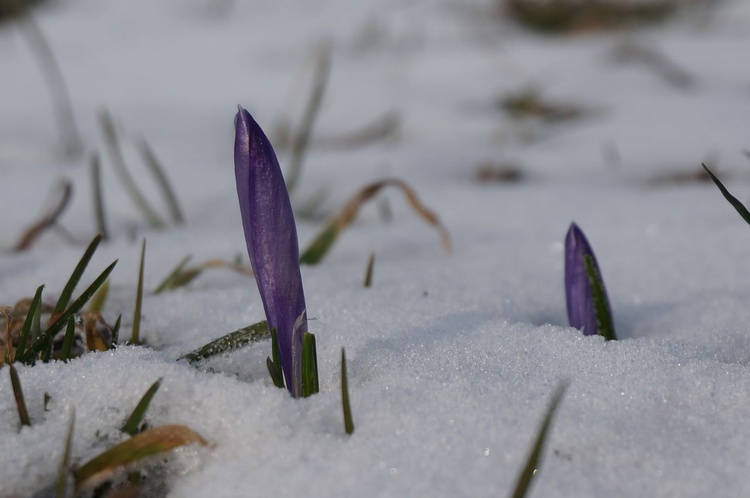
left=2, top=0, right=750, bottom=496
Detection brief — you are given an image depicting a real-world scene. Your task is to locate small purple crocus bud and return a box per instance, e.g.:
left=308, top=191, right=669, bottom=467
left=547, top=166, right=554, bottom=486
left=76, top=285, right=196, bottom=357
left=565, top=222, right=610, bottom=336
left=234, top=105, right=307, bottom=398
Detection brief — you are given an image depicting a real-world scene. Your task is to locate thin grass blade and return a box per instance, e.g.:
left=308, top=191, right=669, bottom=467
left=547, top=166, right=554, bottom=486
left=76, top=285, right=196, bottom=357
left=56, top=409, right=75, bottom=498
left=13, top=179, right=73, bottom=252
left=341, top=348, right=354, bottom=435
left=702, top=163, right=750, bottom=226
left=136, top=138, right=184, bottom=224
left=88, top=278, right=110, bottom=313
left=73, top=424, right=208, bottom=492
left=111, top=314, right=122, bottom=346
left=59, top=316, right=76, bottom=361
left=285, top=41, right=331, bottom=193
left=53, top=233, right=104, bottom=315
left=121, top=378, right=162, bottom=436
left=300, top=178, right=451, bottom=265
left=267, top=327, right=285, bottom=389
left=98, top=109, right=166, bottom=228
left=510, top=382, right=568, bottom=498
left=9, top=364, right=31, bottom=426
left=15, top=285, right=44, bottom=361
left=130, top=240, right=146, bottom=345
left=301, top=332, right=319, bottom=397
left=363, top=252, right=375, bottom=288
left=153, top=255, right=192, bottom=294
left=90, top=152, right=109, bottom=241
left=584, top=255, right=617, bottom=341
left=179, top=320, right=269, bottom=363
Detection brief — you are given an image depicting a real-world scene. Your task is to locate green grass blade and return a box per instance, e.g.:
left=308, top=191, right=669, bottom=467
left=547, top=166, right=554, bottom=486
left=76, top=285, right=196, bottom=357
left=111, top=314, right=122, bottom=346
left=20, top=260, right=117, bottom=364
left=584, top=254, right=617, bottom=341
left=53, top=233, right=104, bottom=315
left=98, top=109, right=166, bottom=228
left=341, top=348, right=354, bottom=435
left=56, top=409, right=75, bottom=498
left=9, top=364, right=31, bottom=427
left=285, top=41, right=331, bottom=193
left=363, top=252, right=375, bottom=288
left=153, top=254, right=192, bottom=294
left=267, top=327, right=285, bottom=389
left=136, top=138, right=184, bottom=224
left=130, top=240, right=146, bottom=345
left=300, top=222, right=337, bottom=265
left=510, top=382, right=568, bottom=498
left=90, top=152, right=109, bottom=241
left=59, top=316, right=76, bottom=362
left=179, top=320, right=269, bottom=363
left=702, top=163, right=750, bottom=226
left=15, top=285, right=44, bottom=360
left=301, top=332, right=319, bottom=398
left=88, top=278, right=110, bottom=313
left=121, top=378, right=162, bottom=436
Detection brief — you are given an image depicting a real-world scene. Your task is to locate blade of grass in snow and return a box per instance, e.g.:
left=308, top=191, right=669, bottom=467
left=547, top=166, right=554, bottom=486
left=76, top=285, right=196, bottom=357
left=121, top=378, right=162, bottom=436
left=14, top=285, right=44, bottom=363
left=44, top=392, right=51, bottom=412
left=90, top=152, right=109, bottom=241
left=19, top=260, right=117, bottom=364
left=285, top=40, right=331, bottom=193
left=584, top=254, right=617, bottom=341
left=153, top=255, right=193, bottom=294
left=9, top=363, right=31, bottom=427
left=136, top=138, right=184, bottom=224
left=301, top=332, right=319, bottom=397
left=341, top=348, right=354, bottom=435
left=180, top=320, right=269, bottom=363
left=111, top=314, right=122, bottom=346
left=267, top=328, right=285, bottom=389
left=13, top=179, right=72, bottom=252
left=300, top=178, right=452, bottom=265
left=702, top=163, right=750, bottom=226
left=53, top=233, right=104, bottom=315
left=88, top=278, right=110, bottom=313
left=59, top=316, right=76, bottom=362
left=15, top=12, right=83, bottom=158
left=363, top=252, right=375, bottom=288
left=73, top=424, right=208, bottom=492
left=510, top=382, right=568, bottom=498
left=1, top=307, right=12, bottom=364
left=98, top=109, right=166, bottom=228
left=130, top=240, right=146, bottom=345
left=56, top=409, right=75, bottom=498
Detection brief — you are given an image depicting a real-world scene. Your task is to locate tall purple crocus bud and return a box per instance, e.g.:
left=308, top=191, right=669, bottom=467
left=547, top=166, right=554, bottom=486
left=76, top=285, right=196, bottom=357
left=235, top=105, right=308, bottom=397
left=565, top=222, right=614, bottom=339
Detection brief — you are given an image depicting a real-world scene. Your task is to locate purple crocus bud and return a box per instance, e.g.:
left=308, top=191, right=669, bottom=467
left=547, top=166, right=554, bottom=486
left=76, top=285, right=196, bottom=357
left=235, top=105, right=307, bottom=397
left=564, top=222, right=611, bottom=336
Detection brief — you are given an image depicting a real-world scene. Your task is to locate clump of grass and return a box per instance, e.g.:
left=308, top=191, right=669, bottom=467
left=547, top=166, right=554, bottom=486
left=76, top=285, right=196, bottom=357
left=503, top=0, right=680, bottom=34
left=499, top=87, right=586, bottom=123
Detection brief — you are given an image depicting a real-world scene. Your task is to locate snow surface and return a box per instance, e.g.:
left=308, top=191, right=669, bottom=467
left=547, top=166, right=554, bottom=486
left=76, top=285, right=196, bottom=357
left=2, top=0, right=750, bottom=496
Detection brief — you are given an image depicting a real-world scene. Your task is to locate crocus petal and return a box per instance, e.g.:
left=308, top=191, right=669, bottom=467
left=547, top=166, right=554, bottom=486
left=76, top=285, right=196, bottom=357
left=564, top=222, right=608, bottom=336
left=235, top=106, right=307, bottom=397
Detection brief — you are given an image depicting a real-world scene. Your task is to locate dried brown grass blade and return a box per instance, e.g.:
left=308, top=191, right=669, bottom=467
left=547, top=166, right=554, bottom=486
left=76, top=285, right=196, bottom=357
left=73, top=424, right=209, bottom=491
left=13, top=179, right=72, bottom=252
left=300, top=178, right=451, bottom=264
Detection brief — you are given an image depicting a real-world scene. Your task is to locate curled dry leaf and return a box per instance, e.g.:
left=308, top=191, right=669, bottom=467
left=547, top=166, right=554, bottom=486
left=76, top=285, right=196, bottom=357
left=300, top=178, right=452, bottom=265
left=73, top=424, right=209, bottom=491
